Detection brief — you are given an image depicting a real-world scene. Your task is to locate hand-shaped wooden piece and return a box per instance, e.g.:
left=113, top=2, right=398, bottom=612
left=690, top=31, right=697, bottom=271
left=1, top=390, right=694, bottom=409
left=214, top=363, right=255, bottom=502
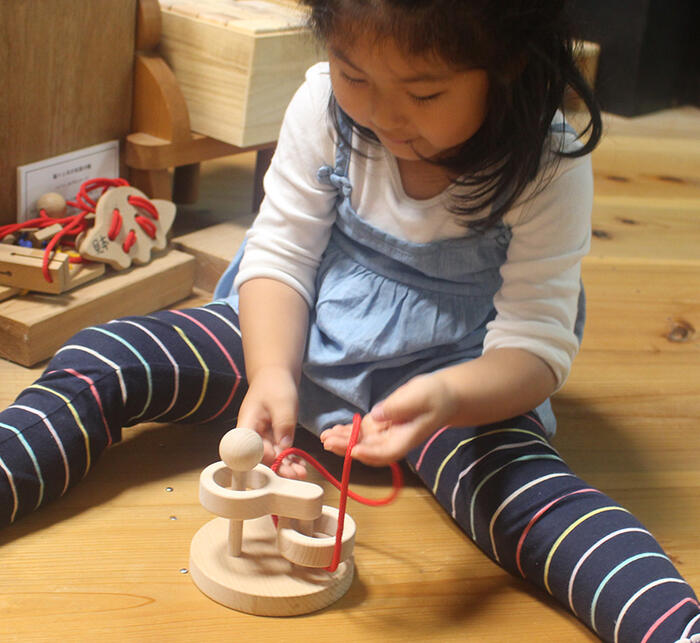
left=78, top=186, right=176, bottom=269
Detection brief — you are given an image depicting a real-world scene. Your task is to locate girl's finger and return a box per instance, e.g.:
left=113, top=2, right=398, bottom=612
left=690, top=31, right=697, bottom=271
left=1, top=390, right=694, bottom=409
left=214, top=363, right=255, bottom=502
left=321, top=434, right=351, bottom=455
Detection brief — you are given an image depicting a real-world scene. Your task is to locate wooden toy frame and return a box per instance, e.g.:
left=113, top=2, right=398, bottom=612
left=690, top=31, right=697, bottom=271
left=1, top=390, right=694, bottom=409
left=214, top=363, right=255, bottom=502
left=189, top=428, right=356, bottom=616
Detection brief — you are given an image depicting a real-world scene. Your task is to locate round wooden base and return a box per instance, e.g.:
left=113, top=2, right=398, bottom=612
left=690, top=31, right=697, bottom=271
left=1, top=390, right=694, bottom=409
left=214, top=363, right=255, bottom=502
left=189, top=516, right=354, bottom=616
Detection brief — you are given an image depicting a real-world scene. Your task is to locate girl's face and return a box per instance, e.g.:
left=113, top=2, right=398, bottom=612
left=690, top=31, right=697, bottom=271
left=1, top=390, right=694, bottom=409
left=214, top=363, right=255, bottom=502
left=328, top=33, right=489, bottom=162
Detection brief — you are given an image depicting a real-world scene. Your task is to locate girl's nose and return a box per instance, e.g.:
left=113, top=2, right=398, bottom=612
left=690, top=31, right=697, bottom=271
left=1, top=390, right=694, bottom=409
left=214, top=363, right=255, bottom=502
left=368, top=89, right=405, bottom=131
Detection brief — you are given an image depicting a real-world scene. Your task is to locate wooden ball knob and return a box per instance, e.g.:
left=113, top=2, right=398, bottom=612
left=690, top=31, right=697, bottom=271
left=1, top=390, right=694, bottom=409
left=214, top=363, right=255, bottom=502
left=219, top=428, right=264, bottom=472
left=36, top=192, right=67, bottom=218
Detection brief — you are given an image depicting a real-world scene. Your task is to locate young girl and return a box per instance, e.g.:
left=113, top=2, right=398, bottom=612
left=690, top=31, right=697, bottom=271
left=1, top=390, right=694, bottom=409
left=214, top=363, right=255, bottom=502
left=0, top=0, right=698, bottom=640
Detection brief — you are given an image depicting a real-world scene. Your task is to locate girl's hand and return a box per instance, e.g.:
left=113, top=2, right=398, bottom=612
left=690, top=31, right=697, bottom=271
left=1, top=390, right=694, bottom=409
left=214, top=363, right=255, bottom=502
left=236, top=366, right=307, bottom=479
left=320, top=373, right=458, bottom=466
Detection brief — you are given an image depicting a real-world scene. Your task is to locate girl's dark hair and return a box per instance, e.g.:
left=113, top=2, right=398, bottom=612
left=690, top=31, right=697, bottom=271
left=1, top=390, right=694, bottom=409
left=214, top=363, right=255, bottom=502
left=299, top=0, right=602, bottom=229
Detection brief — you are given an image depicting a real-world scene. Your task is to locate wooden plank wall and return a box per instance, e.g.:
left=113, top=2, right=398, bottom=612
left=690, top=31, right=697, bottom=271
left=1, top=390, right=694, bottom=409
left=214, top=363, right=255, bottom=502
left=0, top=0, right=137, bottom=224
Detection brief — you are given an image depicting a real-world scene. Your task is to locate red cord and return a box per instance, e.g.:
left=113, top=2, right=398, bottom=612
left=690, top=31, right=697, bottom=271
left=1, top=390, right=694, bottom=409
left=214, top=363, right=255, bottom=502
left=128, top=194, right=159, bottom=220
left=0, top=178, right=156, bottom=284
left=271, top=413, right=403, bottom=572
left=108, top=209, right=123, bottom=240
left=135, top=215, right=157, bottom=239
left=122, top=229, right=137, bottom=253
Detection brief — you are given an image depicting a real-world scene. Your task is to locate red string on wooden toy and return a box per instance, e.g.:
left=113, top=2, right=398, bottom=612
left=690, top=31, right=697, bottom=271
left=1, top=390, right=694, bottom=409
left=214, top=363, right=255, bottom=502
left=0, top=177, right=162, bottom=285
left=271, top=413, right=403, bottom=572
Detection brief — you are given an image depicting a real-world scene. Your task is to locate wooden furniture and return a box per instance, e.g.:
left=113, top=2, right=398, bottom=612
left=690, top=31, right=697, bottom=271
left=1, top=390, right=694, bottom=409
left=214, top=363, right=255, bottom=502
left=126, top=0, right=277, bottom=209
left=126, top=0, right=320, bottom=211
left=0, top=0, right=137, bottom=225
left=157, top=0, right=321, bottom=148
left=1, top=108, right=698, bottom=641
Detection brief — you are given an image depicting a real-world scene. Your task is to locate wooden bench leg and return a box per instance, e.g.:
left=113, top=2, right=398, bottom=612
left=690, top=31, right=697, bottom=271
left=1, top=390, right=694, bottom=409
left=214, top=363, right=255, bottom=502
left=128, top=167, right=172, bottom=200
left=173, top=163, right=201, bottom=204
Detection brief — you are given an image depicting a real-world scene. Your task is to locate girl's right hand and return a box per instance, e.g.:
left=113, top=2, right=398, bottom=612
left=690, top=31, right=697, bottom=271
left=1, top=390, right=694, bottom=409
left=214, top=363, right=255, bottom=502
left=236, top=366, right=306, bottom=479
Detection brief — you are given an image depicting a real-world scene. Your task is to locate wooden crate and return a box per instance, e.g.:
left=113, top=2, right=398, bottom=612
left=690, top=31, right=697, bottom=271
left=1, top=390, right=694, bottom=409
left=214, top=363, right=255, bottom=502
left=157, top=0, right=323, bottom=147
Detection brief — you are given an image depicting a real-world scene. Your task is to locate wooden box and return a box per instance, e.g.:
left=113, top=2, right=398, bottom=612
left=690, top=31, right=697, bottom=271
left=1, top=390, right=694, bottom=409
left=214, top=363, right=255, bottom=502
left=158, top=0, right=323, bottom=147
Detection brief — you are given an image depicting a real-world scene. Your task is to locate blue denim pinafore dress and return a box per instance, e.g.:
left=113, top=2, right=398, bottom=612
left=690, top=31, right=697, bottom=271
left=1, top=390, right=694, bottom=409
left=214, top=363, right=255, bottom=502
left=215, top=118, right=578, bottom=438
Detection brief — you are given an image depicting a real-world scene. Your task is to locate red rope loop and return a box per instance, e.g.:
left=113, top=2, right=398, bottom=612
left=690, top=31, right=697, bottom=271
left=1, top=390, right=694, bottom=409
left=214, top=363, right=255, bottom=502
left=135, top=215, right=157, bottom=239
left=122, top=229, right=137, bottom=253
left=127, top=194, right=159, bottom=220
left=108, top=209, right=123, bottom=240
left=271, top=413, right=403, bottom=572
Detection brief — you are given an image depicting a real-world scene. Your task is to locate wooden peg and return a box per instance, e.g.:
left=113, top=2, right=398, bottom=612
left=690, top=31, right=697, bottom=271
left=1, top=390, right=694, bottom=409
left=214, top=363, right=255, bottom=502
left=29, top=223, right=63, bottom=247
left=218, top=428, right=265, bottom=556
left=36, top=192, right=67, bottom=218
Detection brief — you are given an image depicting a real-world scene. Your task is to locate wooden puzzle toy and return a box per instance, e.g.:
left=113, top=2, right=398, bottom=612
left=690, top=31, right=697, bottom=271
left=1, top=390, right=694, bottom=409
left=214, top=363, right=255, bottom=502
left=189, top=419, right=403, bottom=616
left=77, top=185, right=176, bottom=270
left=0, top=178, right=176, bottom=294
left=0, top=244, right=105, bottom=294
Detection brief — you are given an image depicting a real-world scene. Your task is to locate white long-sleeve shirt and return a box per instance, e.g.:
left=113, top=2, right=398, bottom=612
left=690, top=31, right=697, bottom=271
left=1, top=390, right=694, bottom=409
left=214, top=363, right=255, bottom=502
left=234, top=63, right=593, bottom=390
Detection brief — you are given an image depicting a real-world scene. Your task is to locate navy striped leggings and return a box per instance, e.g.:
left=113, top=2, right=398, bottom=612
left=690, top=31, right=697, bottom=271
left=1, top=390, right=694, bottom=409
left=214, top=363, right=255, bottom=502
left=1, top=303, right=698, bottom=642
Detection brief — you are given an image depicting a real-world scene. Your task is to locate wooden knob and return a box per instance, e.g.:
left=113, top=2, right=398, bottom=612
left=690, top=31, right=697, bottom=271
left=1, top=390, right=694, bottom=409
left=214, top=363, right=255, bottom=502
left=219, top=428, right=264, bottom=472
left=36, top=192, right=67, bottom=218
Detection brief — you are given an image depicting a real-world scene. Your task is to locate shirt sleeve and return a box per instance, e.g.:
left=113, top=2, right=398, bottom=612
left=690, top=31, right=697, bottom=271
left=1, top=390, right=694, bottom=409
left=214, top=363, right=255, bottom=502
left=233, top=63, right=339, bottom=307
left=483, top=152, right=594, bottom=390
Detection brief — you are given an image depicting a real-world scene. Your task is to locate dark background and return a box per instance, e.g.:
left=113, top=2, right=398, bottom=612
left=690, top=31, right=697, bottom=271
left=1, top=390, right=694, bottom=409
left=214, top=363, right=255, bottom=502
left=569, top=0, right=699, bottom=115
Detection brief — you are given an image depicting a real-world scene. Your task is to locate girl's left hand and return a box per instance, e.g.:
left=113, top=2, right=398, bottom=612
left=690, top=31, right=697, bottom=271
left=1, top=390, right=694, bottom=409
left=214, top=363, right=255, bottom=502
left=320, top=373, right=457, bottom=466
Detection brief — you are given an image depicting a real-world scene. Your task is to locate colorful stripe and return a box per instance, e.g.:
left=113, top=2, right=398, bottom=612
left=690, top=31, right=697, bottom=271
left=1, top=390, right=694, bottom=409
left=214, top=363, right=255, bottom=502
left=111, top=319, right=180, bottom=420
left=544, top=506, right=630, bottom=594
left=0, top=422, right=44, bottom=509
left=47, top=369, right=114, bottom=447
left=568, top=527, right=653, bottom=614
left=199, top=305, right=243, bottom=339
left=468, top=453, right=563, bottom=539
left=415, top=425, right=450, bottom=471
left=450, top=439, right=552, bottom=519
left=88, top=326, right=152, bottom=421
left=590, top=553, right=670, bottom=632
left=169, top=310, right=242, bottom=422
left=516, top=488, right=602, bottom=577
left=168, top=325, right=209, bottom=422
left=432, top=427, right=547, bottom=493
left=10, top=405, right=71, bottom=496
left=682, top=613, right=700, bottom=639
left=614, top=579, right=689, bottom=643
left=489, top=472, right=575, bottom=562
left=55, top=344, right=127, bottom=405
left=524, top=412, right=547, bottom=434
left=641, top=598, right=700, bottom=643
left=0, top=455, right=19, bottom=522
left=27, top=384, right=91, bottom=475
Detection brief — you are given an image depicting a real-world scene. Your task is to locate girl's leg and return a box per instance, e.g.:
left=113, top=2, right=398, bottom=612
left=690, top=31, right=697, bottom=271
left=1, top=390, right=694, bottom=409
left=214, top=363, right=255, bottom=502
left=0, top=301, right=246, bottom=528
left=406, top=414, right=700, bottom=643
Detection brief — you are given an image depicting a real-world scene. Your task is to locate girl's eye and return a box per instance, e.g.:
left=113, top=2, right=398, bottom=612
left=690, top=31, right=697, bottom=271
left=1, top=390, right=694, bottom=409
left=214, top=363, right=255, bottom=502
left=341, top=71, right=366, bottom=86
left=409, top=92, right=443, bottom=104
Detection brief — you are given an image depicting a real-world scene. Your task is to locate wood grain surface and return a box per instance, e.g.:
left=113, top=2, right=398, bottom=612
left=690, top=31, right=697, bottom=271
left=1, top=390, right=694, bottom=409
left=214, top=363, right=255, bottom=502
left=0, top=0, right=137, bottom=224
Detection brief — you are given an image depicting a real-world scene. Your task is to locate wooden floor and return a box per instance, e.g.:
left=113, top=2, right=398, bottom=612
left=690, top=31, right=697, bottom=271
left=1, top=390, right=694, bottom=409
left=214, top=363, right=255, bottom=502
left=1, top=107, right=699, bottom=642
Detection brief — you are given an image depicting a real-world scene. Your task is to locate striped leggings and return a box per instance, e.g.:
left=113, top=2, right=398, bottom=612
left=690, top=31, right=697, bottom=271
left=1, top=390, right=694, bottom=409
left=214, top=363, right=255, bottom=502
left=1, top=302, right=698, bottom=643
